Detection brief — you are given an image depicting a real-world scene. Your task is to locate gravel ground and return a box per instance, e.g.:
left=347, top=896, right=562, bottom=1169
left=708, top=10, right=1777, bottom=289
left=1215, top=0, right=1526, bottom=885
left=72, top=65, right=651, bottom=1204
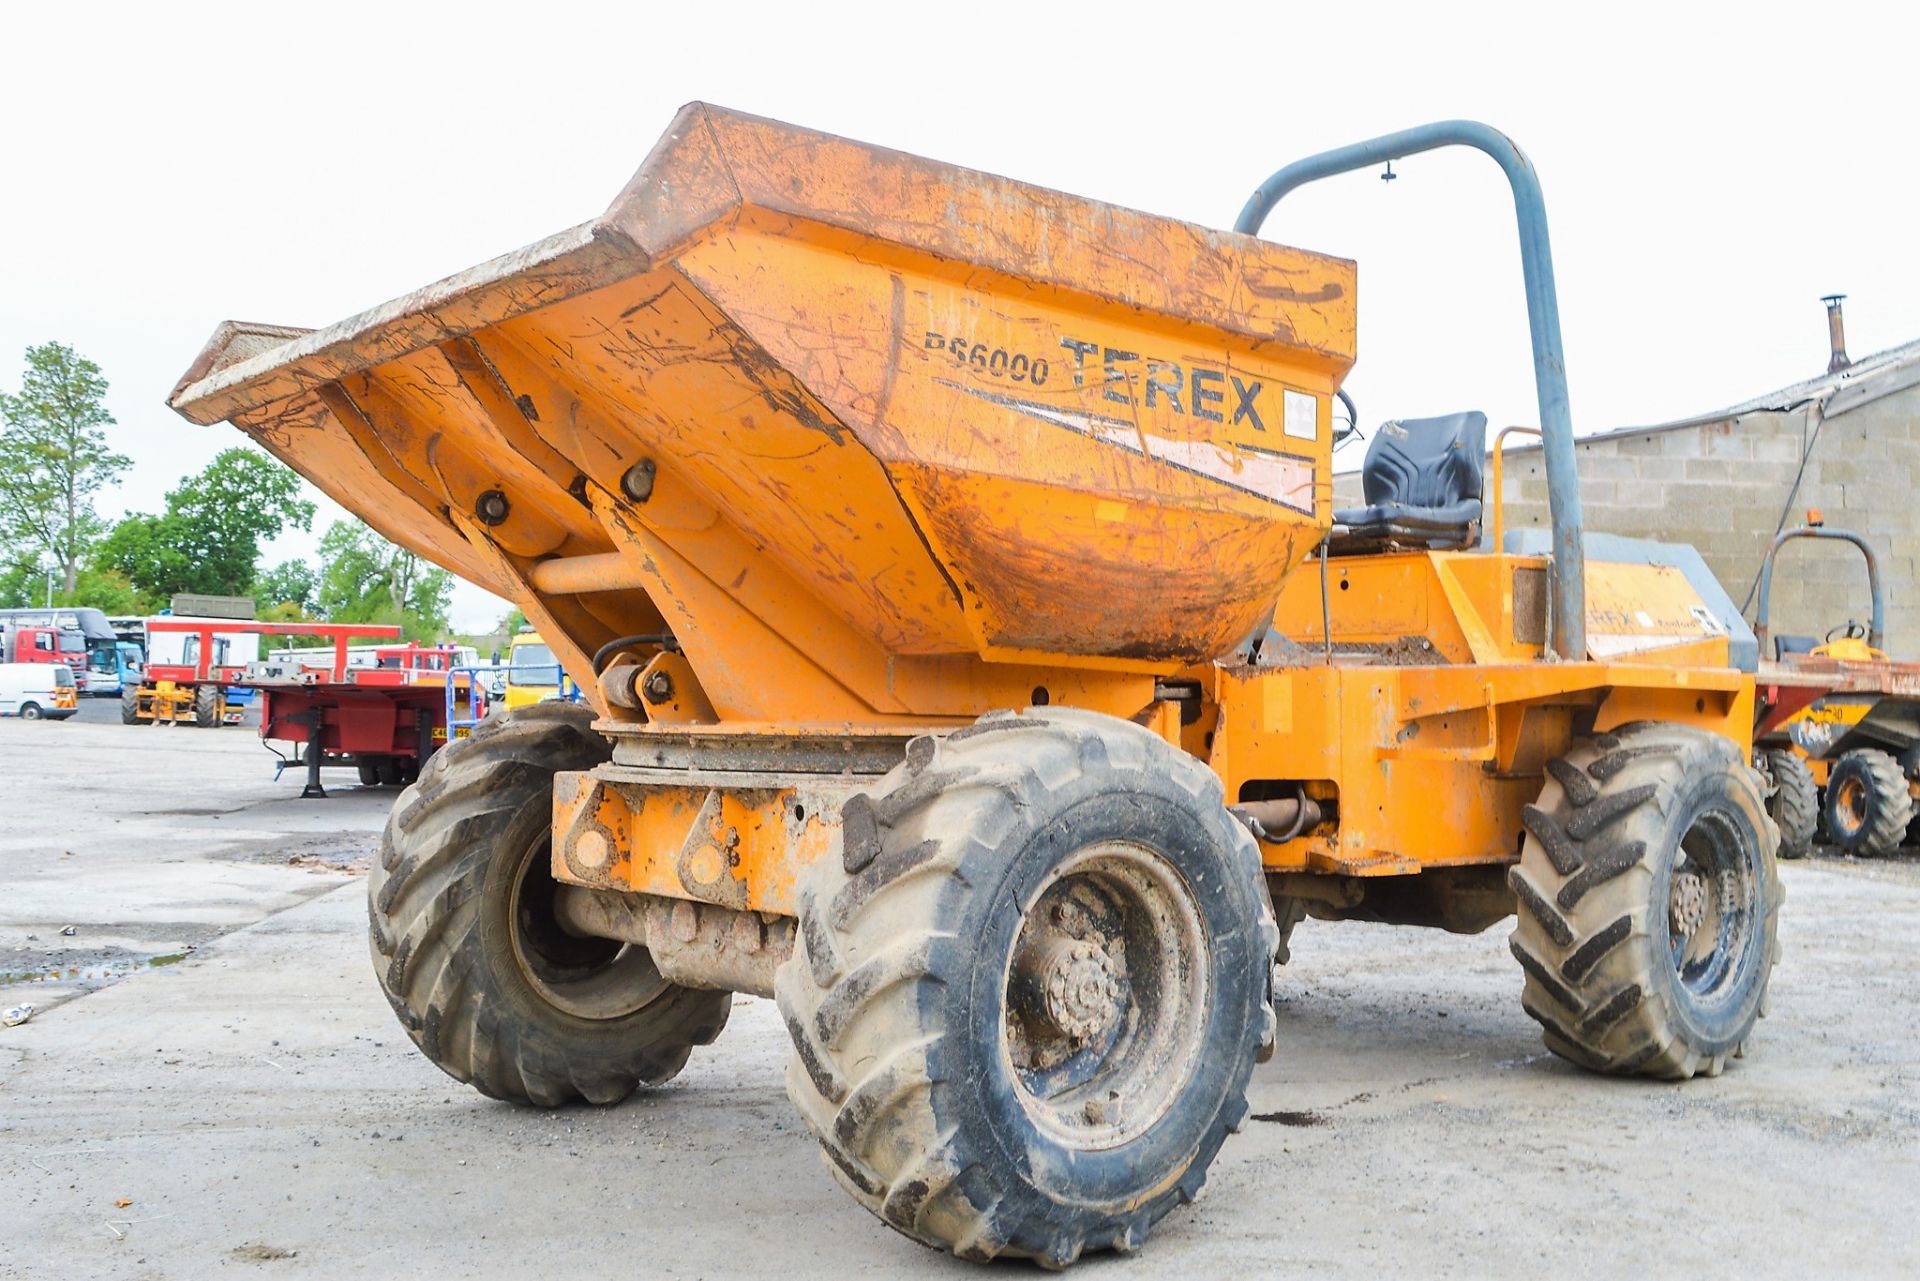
left=2, top=718, right=1917, bottom=1279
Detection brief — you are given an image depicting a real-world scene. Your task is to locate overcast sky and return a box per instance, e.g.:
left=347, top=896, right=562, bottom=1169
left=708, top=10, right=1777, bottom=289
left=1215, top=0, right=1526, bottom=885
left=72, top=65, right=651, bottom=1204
left=4, top=2, right=1916, bottom=630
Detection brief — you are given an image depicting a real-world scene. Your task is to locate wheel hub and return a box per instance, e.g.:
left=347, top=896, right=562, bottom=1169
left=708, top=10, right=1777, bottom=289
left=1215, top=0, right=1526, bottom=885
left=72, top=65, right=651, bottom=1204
left=1835, top=776, right=1867, bottom=834
left=1669, top=868, right=1708, bottom=940
left=1016, top=934, right=1123, bottom=1042
left=1000, top=844, right=1211, bottom=1152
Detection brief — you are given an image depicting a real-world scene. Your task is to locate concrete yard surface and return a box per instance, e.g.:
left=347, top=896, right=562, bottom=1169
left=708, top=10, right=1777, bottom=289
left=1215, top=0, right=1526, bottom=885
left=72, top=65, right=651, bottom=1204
left=5, top=845, right=1917, bottom=1278
left=0, top=717, right=385, bottom=1014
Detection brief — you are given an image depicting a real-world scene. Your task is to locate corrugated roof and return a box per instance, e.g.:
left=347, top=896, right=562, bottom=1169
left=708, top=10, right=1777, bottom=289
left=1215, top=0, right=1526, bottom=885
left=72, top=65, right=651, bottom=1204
left=1341, top=334, right=1920, bottom=472
left=1708, top=334, right=1920, bottom=419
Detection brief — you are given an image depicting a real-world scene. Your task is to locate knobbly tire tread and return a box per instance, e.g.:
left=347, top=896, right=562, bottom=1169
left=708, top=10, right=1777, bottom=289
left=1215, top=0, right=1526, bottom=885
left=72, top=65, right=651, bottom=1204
left=775, top=708, right=1278, bottom=1267
left=120, top=686, right=140, bottom=726
left=1900, top=746, right=1920, bottom=847
left=1763, top=750, right=1817, bottom=860
left=1822, top=748, right=1912, bottom=858
left=1509, top=722, right=1782, bottom=1080
left=368, top=702, right=729, bottom=1106
left=192, top=684, right=221, bottom=728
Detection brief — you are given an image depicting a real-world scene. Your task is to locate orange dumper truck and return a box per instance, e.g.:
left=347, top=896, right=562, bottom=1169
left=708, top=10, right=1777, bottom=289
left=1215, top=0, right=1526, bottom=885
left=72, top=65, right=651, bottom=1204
left=169, top=106, right=1780, bottom=1266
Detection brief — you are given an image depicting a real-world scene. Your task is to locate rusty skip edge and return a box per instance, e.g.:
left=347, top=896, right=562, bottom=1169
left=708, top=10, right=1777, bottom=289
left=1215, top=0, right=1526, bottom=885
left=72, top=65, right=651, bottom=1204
left=168, top=221, right=618, bottom=425
left=168, top=103, right=1356, bottom=430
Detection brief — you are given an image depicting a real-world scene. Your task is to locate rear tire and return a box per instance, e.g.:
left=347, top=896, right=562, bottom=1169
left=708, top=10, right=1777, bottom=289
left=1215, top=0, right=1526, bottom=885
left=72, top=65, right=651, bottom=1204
left=375, top=755, right=403, bottom=787
left=1763, top=749, right=1817, bottom=860
left=355, top=757, right=380, bottom=786
left=120, top=687, right=141, bottom=725
left=369, top=702, right=730, bottom=1105
left=1899, top=747, right=1920, bottom=846
left=192, top=685, right=221, bottom=728
left=1510, top=722, right=1782, bottom=1079
left=1822, top=748, right=1910, bottom=857
left=18, top=702, right=42, bottom=721
left=776, top=709, right=1278, bottom=1266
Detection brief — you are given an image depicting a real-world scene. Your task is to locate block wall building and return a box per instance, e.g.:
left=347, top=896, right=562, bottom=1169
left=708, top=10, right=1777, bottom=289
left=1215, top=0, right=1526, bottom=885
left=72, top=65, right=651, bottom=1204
left=1335, top=332, right=1920, bottom=653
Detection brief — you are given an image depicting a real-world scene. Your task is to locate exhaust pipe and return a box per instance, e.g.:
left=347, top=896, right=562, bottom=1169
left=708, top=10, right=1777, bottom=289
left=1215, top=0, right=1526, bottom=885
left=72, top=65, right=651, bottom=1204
left=1823, top=294, right=1851, bottom=374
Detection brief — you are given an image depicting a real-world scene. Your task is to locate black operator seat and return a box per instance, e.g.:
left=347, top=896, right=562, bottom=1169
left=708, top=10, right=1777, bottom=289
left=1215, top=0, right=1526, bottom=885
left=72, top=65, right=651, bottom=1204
left=1329, top=411, right=1488, bottom=553
left=1774, top=634, right=1818, bottom=660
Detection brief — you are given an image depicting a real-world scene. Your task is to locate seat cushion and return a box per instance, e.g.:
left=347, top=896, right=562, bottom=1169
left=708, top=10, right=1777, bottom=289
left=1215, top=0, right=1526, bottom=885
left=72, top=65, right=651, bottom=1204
left=1331, top=410, right=1488, bottom=552
left=1332, top=498, right=1483, bottom=533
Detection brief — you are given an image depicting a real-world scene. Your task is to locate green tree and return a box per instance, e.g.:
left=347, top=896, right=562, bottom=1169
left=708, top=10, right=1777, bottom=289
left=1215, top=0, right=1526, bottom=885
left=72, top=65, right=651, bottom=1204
left=61, top=567, right=151, bottom=615
left=315, top=520, right=452, bottom=641
left=96, top=446, right=314, bottom=598
left=257, top=599, right=319, bottom=625
left=0, top=343, right=130, bottom=593
left=93, top=513, right=188, bottom=599
left=255, top=559, right=319, bottom=611
left=0, top=550, right=47, bottom=608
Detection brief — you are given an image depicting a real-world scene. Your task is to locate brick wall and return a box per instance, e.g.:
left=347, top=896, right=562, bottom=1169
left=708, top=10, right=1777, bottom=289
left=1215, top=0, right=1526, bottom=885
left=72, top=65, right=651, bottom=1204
left=1332, top=386, right=1919, bottom=652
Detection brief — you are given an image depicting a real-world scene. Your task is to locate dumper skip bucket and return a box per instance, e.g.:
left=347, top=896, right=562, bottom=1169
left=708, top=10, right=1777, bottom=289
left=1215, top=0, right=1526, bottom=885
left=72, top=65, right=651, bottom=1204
left=171, top=104, right=1356, bottom=719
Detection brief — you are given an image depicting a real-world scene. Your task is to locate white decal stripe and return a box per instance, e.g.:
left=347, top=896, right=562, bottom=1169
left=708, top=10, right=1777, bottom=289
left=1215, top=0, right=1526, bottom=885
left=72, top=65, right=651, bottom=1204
left=938, top=379, right=1313, bottom=512
left=1082, top=422, right=1308, bottom=506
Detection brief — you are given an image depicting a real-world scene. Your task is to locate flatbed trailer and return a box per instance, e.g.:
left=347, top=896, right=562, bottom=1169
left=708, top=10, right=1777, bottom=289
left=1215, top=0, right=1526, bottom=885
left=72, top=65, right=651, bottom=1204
left=241, top=641, right=485, bottom=797
left=131, top=619, right=401, bottom=729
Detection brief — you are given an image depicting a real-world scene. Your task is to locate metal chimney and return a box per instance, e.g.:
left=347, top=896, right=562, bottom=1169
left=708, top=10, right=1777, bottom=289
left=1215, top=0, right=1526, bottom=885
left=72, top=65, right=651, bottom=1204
left=1823, top=294, right=1851, bottom=373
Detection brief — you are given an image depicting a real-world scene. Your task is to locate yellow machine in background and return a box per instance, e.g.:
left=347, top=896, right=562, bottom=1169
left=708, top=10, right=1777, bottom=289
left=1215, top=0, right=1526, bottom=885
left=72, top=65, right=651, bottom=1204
left=1752, top=519, right=1920, bottom=857
left=171, top=107, right=1781, bottom=1267
left=502, top=629, right=562, bottom=711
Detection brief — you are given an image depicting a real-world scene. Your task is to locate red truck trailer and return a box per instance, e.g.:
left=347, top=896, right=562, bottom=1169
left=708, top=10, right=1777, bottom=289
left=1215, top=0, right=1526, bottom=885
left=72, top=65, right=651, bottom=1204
left=130, top=619, right=400, bottom=727
left=238, top=638, right=486, bottom=798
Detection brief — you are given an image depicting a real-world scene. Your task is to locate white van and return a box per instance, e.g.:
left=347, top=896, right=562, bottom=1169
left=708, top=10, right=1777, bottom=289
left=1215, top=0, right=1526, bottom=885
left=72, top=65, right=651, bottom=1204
left=0, top=662, right=79, bottom=720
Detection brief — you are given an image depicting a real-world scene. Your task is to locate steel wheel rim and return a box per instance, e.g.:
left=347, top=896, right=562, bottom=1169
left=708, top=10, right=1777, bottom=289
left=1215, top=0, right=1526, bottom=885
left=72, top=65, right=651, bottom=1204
left=1834, top=774, right=1867, bottom=837
left=1664, top=806, right=1759, bottom=1008
left=1000, top=840, right=1210, bottom=1151
left=507, top=834, right=666, bottom=1020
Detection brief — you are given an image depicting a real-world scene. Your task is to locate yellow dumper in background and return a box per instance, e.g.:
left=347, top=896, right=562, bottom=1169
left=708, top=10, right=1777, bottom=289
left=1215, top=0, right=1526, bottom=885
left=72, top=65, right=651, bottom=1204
left=502, top=629, right=562, bottom=711
left=171, top=105, right=1780, bottom=1266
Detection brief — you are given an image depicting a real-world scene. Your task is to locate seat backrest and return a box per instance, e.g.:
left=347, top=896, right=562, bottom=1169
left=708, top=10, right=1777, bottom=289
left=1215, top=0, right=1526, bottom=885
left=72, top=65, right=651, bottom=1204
left=1360, top=411, right=1489, bottom=509
left=1775, top=634, right=1818, bottom=659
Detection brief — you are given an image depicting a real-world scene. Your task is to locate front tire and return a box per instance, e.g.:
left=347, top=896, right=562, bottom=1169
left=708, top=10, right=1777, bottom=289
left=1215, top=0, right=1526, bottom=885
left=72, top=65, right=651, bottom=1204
left=1510, top=722, right=1782, bottom=1079
left=369, top=703, right=730, bottom=1105
left=120, top=687, right=141, bottom=725
left=776, top=709, right=1277, bottom=1266
left=1823, top=748, right=1911, bottom=857
left=192, top=685, right=221, bottom=728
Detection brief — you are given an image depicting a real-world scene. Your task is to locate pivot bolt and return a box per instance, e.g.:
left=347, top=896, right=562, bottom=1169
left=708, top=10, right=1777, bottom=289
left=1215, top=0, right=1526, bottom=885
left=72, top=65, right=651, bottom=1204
left=474, top=489, right=511, bottom=527
left=642, top=670, right=675, bottom=705
left=620, top=459, right=657, bottom=504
